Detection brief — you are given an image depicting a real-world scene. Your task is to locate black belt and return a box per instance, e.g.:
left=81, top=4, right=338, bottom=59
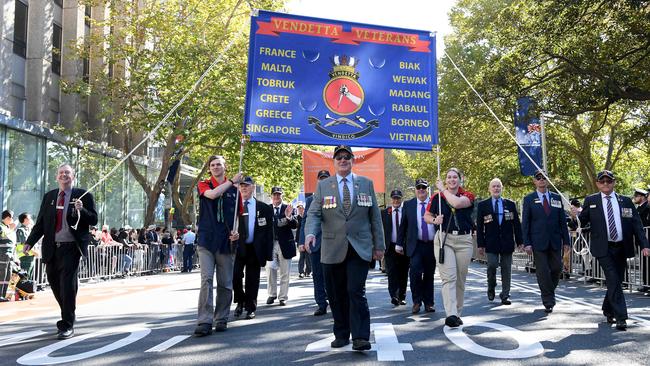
left=608, top=241, right=623, bottom=248
left=449, top=230, right=472, bottom=235
left=417, top=239, right=433, bottom=244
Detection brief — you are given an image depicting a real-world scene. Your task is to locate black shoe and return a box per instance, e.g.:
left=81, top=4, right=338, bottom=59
left=266, top=296, right=276, bottom=305
left=352, top=339, right=371, bottom=351
left=245, top=311, right=256, bottom=320
left=193, top=323, right=212, bottom=337
left=487, top=290, right=495, bottom=301
left=411, top=303, right=421, bottom=314
left=544, top=306, right=553, bottom=313
left=279, top=300, right=286, bottom=306
left=399, top=299, right=407, bottom=305
left=501, top=299, right=512, bottom=305
left=214, top=323, right=228, bottom=332
left=299, top=273, right=305, bottom=279
left=314, top=307, right=327, bottom=316
left=57, top=328, right=74, bottom=339
left=391, top=297, right=399, bottom=306
left=606, top=316, right=616, bottom=324
left=331, top=338, right=350, bottom=348
left=0, top=297, right=9, bottom=303
left=616, top=320, right=627, bottom=330
left=425, top=305, right=435, bottom=313
left=445, top=315, right=462, bottom=328
left=234, top=303, right=243, bottom=317
left=458, top=317, right=464, bottom=325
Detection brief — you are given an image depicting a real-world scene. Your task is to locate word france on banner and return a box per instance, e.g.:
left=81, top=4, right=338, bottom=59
left=243, top=10, right=438, bottom=151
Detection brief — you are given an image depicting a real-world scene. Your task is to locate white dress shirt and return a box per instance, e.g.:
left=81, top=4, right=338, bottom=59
left=391, top=204, right=402, bottom=243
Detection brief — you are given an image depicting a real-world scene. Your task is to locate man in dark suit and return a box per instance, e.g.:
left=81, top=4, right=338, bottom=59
left=299, top=169, right=331, bottom=316
left=632, top=188, right=649, bottom=292
left=305, top=145, right=385, bottom=351
left=579, top=170, right=650, bottom=330
left=382, top=189, right=409, bottom=307
left=476, top=178, right=523, bottom=305
left=522, top=169, right=570, bottom=313
left=266, top=186, right=298, bottom=306
left=397, top=178, right=436, bottom=314
left=23, top=163, right=98, bottom=339
left=234, top=177, right=273, bottom=319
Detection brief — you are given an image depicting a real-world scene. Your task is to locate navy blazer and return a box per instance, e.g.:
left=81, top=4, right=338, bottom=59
left=272, top=203, right=298, bottom=259
left=579, top=192, right=649, bottom=258
left=521, top=191, right=570, bottom=251
left=25, top=188, right=98, bottom=263
left=476, top=197, right=523, bottom=253
left=381, top=205, right=403, bottom=250
left=396, top=198, right=428, bottom=258
left=300, top=195, right=323, bottom=251
left=237, top=198, right=274, bottom=265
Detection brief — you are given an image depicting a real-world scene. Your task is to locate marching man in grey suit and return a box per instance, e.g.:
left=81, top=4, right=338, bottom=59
left=305, top=145, right=385, bottom=351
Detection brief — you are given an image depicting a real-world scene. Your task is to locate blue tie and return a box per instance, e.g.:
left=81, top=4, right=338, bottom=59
left=420, top=202, right=429, bottom=241
left=495, top=198, right=502, bottom=225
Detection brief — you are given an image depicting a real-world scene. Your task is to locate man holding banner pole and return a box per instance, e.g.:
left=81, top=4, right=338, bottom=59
left=305, top=145, right=385, bottom=351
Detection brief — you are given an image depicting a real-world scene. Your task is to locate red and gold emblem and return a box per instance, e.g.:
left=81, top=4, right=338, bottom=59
left=323, top=55, right=364, bottom=116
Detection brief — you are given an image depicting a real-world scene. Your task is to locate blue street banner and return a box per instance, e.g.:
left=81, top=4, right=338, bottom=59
left=243, top=10, right=438, bottom=151
left=514, top=96, right=543, bottom=176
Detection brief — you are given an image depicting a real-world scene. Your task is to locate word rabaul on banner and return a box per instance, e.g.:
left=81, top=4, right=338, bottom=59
left=244, top=10, right=438, bottom=151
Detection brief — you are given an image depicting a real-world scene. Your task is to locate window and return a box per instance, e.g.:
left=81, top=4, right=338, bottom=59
left=52, top=23, right=62, bottom=75
left=13, top=1, right=28, bottom=58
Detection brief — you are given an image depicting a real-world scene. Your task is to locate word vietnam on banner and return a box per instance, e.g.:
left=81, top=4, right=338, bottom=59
left=244, top=10, right=438, bottom=151
left=514, top=96, right=544, bottom=176
left=302, top=148, right=385, bottom=194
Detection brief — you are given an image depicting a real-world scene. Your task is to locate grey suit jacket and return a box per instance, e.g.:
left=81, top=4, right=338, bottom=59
left=304, top=174, right=385, bottom=264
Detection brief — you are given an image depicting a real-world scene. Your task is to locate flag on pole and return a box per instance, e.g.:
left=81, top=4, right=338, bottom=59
left=514, top=97, right=543, bottom=176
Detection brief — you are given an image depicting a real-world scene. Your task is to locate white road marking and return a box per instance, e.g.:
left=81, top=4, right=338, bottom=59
left=145, top=335, right=191, bottom=352
left=0, top=331, right=47, bottom=347
left=443, top=321, right=544, bottom=359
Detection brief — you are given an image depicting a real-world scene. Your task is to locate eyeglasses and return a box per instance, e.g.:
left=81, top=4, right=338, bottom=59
left=598, top=179, right=614, bottom=184
left=334, top=154, right=353, bottom=161
left=415, top=185, right=427, bottom=190
left=534, top=175, right=546, bottom=181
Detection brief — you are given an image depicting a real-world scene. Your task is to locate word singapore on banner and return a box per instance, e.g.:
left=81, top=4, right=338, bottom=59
left=514, top=96, right=544, bottom=176
left=244, top=10, right=438, bottom=151
left=302, top=148, right=385, bottom=194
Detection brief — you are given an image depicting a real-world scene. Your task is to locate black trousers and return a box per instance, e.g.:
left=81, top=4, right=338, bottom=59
left=233, top=244, right=262, bottom=312
left=598, top=246, right=629, bottom=320
left=533, top=248, right=562, bottom=308
left=409, top=240, right=435, bottom=306
left=182, top=245, right=194, bottom=272
left=385, top=243, right=410, bottom=301
left=322, top=244, right=370, bottom=341
left=46, top=242, right=81, bottom=331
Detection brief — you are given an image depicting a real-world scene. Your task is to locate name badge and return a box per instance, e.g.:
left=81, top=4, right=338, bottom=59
left=534, top=199, right=541, bottom=204
left=452, top=230, right=458, bottom=235
left=56, top=205, right=65, bottom=210
left=257, top=217, right=267, bottom=226
left=323, top=196, right=337, bottom=209
left=622, top=208, right=633, bottom=218
left=551, top=199, right=562, bottom=208
left=504, top=212, right=514, bottom=221
left=590, top=204, right=597, bottom=208
left=357, top=194, right=372, bottom=207
left=483, top=214, right=493, bottom=224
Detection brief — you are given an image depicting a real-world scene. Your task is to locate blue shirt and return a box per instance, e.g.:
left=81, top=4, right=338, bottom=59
left=536, top=191, right=550, bottom=206
left=492, top=197, right=503, bottom=225
left=336, top=173, right=355, bottom=204
left=244, top=197, right=256, bottom=244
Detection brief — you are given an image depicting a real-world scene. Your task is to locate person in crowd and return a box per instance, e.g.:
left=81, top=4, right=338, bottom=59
left=193, top=155, right=242, bottom=336
left=633, top=188, right=649, bottom=292
left=23, top=163, right=98, bottom=339
left=100, top=225, right=112, bottom=245
left=299, top=170, right=331, bottom=316
left=266, top=186, right=297, bottom=306
left=521, top=169, right=570, bottom=314
left=161, top=228, right=174, bottom=271
left=15, top=212, right=35, bottom=278
left=578, top=170, right=650, bottom=330
left=399, top=179, right=437, bottom=314
left=304, top=145, right=385, bottom=351
left=296, top=202, right=311, bottom=279
left=476, top=178, right=523, bottom=305
left=0, top=210, right=17, bottom=302
left=424, top=168, right=475, bottom=328
left=234, top=176, right=273, bottom=319
left=382, top=189, right=410, bottom=308
left=182, top=228, right=197, bottom=273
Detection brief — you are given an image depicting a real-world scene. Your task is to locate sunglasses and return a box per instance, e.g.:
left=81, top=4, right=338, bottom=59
left=416, top=185, right=428, bottom=190
left=598, top=179, right=614, bottom=184
left=534, top=175, right=546, bottom=181
left=334, top=154, right=353, bottom=161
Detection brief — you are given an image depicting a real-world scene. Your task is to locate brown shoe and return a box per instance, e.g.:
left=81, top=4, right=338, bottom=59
left=411, top=303, right=421, bottom=314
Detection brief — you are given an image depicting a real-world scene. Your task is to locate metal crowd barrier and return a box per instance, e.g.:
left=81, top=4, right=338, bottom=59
left=29, top=243, right=199, bottom=288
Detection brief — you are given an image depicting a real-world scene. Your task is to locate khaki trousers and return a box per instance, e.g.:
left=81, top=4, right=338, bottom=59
left=434, top=232, right=473, bottom=317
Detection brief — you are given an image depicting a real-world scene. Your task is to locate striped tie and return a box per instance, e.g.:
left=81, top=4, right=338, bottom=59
left=605, top=195, right=618, bottom=241
left=342, top=178, right=351, bottom=216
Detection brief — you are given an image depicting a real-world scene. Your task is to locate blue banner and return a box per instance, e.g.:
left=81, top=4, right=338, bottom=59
left=514, top=96, right=543, bottom=176
left=243, top=10, right=438, bottom=151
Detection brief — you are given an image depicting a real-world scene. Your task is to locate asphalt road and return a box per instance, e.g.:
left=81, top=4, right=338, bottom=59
left=2, top=260, right=650, bottom=365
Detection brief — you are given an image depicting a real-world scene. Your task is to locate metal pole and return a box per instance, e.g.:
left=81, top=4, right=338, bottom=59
left=436, top=145, right=442, bottom=213
left=232, top=135, right=246, bottom=232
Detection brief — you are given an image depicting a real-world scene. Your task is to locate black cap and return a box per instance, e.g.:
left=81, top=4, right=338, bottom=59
left=415, top=178, right=428, bottom=188
left=333, top=145, right=354, bottom=157
left=390, top=190, right=403, bottom=199
left=240, top=176, right=254, bottom=185
left=271, top=186, right=283, bottom=194
left=317, top=170, right=331, bottom=179
left=633, top=188, right=648, bottom=196
left=533, top=169, right=546, bottom=178
left=596, top=170, right=615, bottom=181
left=570, top=199, right=581, bottom=207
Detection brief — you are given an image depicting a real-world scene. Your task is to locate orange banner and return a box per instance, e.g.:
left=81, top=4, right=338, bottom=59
left=302, top=148, right=385, bottom=194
